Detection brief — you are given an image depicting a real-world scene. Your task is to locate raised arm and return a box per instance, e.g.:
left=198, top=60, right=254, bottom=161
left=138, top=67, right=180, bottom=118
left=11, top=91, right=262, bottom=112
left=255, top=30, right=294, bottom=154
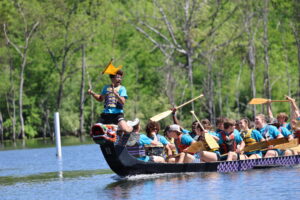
left=286, top=96, right=300, bottom=120
left=88, top=89, right=105, bottom=102
left=171, top=107, right=180, bottom=125
left=265, top=100, right=275, bottom=122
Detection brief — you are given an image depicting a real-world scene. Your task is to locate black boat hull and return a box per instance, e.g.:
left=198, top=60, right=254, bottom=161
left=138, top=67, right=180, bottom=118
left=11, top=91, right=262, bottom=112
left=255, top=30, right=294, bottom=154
left=98, top=141, right=300, bottom=177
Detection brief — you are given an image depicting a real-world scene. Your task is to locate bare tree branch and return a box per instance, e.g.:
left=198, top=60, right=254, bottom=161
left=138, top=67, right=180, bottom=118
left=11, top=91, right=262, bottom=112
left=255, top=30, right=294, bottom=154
left=153, top=0, right=184, bottom=52
left=3, top=24, right=23, bottom=57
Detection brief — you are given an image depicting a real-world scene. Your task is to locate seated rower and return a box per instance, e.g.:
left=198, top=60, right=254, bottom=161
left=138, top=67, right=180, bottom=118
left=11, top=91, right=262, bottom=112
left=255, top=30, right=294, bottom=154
left=122, top=119, right=165, bottom=163
left=254, top=114, right=284, bottom=158
left=167, top=124, right=196, bottom=163
left=239, top=118, right=265, bottom=159
left=218, top=119, right=246, bottom=161
left=144, top=121, right=173, bottom=162
left=192, top=122, right=221, bottom=163
left=163, top=126, right=177, bottom=158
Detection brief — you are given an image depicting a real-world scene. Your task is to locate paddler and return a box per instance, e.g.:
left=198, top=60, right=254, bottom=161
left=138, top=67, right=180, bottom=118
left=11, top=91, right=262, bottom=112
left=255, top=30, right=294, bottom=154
left=238, top=118, right=265, bottom=159
left=218, top=119, right=245, bottom=161
left=254, top=114, right=284, bottom=158
left=88, top=69, right=132, bottom=133
left=144, top=121, right=173, bottom=162
left=166, top=124, right=196, bottom=163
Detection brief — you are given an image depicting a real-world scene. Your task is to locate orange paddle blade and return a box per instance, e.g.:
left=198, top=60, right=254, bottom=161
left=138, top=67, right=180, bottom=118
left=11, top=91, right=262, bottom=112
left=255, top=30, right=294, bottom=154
left=248, top=98, right=269, bottom=104
left=248, top=98, right=289, bottom=104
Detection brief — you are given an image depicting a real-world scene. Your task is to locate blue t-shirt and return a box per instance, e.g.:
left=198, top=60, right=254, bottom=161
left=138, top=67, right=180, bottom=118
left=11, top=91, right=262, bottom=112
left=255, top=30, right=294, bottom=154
left=279, top=126, right=292, bottom=138
left=136, top=134, right=152, bottom=162
left=139, top=134, right=152, bottom=146
left=250, top=129, right=264, bottom=142
left=180, top=134, right=194, bottom=146
left=281, top=122, right=291, bottom=131
left=257, top=125, right=280, bottom=140
left=148, top=135, right=170, bottom=145
left=101, top=85, right=128, bottom=114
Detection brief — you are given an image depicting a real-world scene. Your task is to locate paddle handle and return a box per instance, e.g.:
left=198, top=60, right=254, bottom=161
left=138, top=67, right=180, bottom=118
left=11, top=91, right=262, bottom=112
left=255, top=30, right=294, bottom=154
left=190, top=111, right=205, bottom=131
left=176, top=94, right=204, bottom=109
left=271, top=100, right=290, bottom=103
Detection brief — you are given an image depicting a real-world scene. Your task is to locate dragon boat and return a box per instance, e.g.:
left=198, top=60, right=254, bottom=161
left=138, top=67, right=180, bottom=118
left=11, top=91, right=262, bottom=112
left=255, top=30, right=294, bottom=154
left=91, top=123, right=300, bottom=177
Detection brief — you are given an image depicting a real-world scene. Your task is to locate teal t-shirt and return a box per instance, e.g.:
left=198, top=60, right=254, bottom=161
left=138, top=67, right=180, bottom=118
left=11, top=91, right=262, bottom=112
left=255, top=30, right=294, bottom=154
left=257, top=125, right=280, bottom=140
left=136, top=134, right=152, bottom=162
left=279, top=126, right=292, bottom=138
left=148, top=135, right=170, bottom=145
left=180, top=134, right=194, bottom=146
left=250, top=129, right=264, bottom=142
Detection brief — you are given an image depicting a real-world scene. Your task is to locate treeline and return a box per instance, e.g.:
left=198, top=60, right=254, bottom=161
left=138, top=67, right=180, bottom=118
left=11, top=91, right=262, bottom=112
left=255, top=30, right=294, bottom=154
left=0, top=0, right=300, bottom=141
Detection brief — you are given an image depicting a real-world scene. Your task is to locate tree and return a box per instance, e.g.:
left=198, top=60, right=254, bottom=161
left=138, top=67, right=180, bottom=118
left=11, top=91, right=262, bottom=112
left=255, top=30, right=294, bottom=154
left=3, top=1, right=39, bottom=139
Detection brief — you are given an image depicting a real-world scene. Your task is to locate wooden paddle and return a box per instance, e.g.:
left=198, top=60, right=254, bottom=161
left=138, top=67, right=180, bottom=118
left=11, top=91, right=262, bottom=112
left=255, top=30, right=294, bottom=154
left=150, top=94, right=204, bottom=122
left=243, top=137, right=291, bottom=152
left=186, top=110, right=219, bottom=153
left=248, top=98, right=289, bottom=105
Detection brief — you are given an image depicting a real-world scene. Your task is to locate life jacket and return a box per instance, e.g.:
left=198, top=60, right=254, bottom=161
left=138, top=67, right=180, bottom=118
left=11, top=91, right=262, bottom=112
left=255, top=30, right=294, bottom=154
left=104, top=85, right=124, bottom=110
left=197, top=135, right=218, bottom=152
left=241, top=129, right=257, bottom=146
left=123, top=132, right=146, bottom=158
left=144, top=135, right=164, bottom=156
left=219, top=130, right=237, bottom=154
left=175, top=134, right=191, bottom=153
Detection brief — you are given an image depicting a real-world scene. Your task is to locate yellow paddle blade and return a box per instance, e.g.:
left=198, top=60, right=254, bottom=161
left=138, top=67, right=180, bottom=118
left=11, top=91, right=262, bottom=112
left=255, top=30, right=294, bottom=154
left=150, top=110, right=172, bottom=122
left=248, top=98, right=268, bottom=104
left=205, top=133, right=219, bottom=149
left=186, top=141, right=205, bottom=153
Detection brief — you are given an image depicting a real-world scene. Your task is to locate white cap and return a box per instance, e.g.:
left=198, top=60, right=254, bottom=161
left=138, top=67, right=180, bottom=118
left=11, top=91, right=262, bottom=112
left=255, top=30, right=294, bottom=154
left=169, top=124, right=181, bottom=132
left=127, top=118, right=140, bottom=127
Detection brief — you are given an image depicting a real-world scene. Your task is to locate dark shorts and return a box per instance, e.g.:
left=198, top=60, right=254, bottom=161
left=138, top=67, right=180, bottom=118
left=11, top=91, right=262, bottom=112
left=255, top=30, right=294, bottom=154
left=214, top=151, right=226, bottom=161
left=99, top=113, right=124, bottom=125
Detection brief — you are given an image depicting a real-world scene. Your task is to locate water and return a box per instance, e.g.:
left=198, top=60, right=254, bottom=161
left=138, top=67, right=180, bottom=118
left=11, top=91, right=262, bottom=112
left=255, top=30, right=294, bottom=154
left=1, top=143, right=300, bottom=200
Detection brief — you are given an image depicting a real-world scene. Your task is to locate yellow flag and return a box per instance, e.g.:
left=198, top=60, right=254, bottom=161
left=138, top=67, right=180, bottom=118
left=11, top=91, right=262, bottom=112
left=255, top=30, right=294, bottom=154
left=102, top=60, right=123, bottom=75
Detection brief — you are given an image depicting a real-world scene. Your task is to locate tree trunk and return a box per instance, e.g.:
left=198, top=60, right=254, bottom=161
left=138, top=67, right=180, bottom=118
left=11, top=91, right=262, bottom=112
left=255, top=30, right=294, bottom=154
left=247, top=32, right=257, bottom=118
left=79, top=45, right=86, bottom=137
left=291, top=0, right=300, bottom=101
left=87, top=74, right=94, bottom=126
left=19, top=55, right=27, bottom=139
left=207, top=58, right=215, bottom=124
left=186, top=54, right=195, bottom=111
left=8, top=58, right=16, bottom=141
left=235, top=61, right=244, bottom=118
left=292, top=25, right=300, bottom=101
left=263, top=0, right=271, bottom=100
left=0, top=111, right=3, bottom=143
left=57, top=76, right=64, bottom=111
left=42, top=108, right=50, bottom=140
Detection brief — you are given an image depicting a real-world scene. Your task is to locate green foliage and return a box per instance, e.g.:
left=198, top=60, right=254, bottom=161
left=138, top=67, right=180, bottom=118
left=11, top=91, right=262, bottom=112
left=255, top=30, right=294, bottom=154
left=1, top=0, right=300, bottom=140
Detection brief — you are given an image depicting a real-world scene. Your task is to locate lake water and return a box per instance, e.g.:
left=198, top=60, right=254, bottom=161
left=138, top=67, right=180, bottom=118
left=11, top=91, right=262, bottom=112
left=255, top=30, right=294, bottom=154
left=1, top=142, right=300, bottom=200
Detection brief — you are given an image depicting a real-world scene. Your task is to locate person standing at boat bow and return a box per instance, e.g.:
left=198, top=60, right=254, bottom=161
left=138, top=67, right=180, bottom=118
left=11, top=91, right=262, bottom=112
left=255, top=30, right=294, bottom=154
left=88, top=70, right=132, bottom=133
